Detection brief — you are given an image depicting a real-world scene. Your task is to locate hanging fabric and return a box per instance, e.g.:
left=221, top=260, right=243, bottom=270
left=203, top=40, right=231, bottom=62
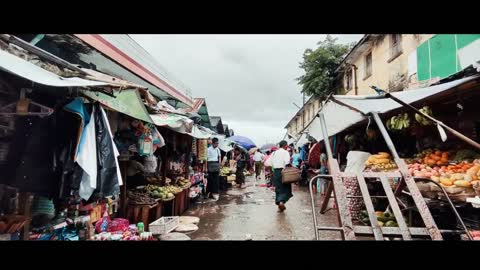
left=99, top=105, right=123, bottom=187
left=78, top=106, right=97, bottom=201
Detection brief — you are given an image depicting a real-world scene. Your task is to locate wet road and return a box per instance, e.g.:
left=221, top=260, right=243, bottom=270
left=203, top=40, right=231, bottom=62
left=185, top=176, right=342, bottom=240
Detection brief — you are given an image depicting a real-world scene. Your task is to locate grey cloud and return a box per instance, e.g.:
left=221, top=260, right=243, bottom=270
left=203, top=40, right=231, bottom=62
left=130, top=34, right=363, bottom=143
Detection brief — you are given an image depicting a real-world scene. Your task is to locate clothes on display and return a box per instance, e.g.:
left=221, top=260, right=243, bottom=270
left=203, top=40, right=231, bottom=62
left=197, top=139, right=208, bottom=161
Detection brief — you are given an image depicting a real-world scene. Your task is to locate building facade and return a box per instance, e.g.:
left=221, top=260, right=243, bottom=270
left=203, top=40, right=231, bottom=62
left=285, top=34, right=480, bottom=139
left=285, top=96, right=321, bottom=139
left=338, top=34, right=480, bottom=95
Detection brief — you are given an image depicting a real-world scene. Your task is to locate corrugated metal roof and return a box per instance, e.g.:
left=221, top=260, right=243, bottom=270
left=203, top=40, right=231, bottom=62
left=74, top=34, right=193, bottom=107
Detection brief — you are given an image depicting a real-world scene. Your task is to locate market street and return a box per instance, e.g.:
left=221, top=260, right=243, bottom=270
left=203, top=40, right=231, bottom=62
left=186, top=176, right=341, bottom=240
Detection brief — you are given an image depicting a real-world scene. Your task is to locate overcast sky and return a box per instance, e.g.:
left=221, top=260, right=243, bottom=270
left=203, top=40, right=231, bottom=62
left=131, top=34, right=363, bottom=146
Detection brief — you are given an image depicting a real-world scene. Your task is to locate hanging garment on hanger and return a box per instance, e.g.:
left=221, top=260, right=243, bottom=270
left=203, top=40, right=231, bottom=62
left=78, top=106, right=98, bottom=201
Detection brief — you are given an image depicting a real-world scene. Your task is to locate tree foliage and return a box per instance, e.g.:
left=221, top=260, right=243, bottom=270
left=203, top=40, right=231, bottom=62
left=297, top=35, right=353, bottom=99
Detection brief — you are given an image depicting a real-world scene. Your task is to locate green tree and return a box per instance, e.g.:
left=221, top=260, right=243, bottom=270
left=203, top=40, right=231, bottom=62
left=297, top=35, right=353, bottom=99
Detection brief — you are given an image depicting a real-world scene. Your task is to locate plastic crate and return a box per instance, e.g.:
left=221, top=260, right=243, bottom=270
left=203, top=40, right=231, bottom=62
left=149, top=216, right=179, bottom=235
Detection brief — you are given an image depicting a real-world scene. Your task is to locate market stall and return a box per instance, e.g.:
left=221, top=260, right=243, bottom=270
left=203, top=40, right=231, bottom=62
left=0, top=42, right=183, bottom=241
left=306, top=74, right=480, bottom=240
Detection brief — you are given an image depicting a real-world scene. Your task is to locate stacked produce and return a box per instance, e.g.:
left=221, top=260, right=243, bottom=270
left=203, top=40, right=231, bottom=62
left=127, top=190, right=157, bottom=205
left=176, top=177, right=191, bottom=189
left=386, top=113, right=410, bottom=131
left=408, top=158, right=480, bottom=201
left=358, top=210, right=399, bottom=227
left=365, top=152, right=397, bottom=172
left=414, top=149, right=449, bottom=167
left=145, top=184, right=178, bottom=200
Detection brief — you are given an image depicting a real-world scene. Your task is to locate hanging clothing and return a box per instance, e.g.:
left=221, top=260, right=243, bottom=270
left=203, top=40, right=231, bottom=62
left=308, top=143, right=321, bottom=169
left=78, top=106, right=98, bottom=201
left=90, top=104, right=121, bottom=200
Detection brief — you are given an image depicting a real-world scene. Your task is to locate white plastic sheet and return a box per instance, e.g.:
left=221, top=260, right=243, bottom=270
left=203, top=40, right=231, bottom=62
left=150, top=113, right=194, bottom=134
left=332, top=75, right=478, bottom=114
left=189, top=125, right=212, bottom=139
left=78, top=106, right=97, bottom=200
left=304, top=100, right=365, bottom=142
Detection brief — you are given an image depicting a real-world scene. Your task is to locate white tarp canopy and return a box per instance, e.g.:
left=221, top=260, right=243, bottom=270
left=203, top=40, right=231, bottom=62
left=304, top=100, right=365, bottom=142
left=0, top=49, right=110, bottom=88
left=332, top=75, right=479, bottom=114
left=150, top=113, right=194, bottom=134
left=294, top=133, right=309, bottom=148
left=304, top=75, right=479, bottom=142
left=189, top=124, right=212, bottom=139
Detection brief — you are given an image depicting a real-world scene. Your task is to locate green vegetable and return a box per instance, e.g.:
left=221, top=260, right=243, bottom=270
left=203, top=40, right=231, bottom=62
left=454, top=149, right=480, bottom=161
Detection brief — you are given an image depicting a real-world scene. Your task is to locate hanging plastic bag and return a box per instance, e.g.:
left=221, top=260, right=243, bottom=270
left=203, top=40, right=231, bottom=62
left=138, top=135, right=153, bottom=156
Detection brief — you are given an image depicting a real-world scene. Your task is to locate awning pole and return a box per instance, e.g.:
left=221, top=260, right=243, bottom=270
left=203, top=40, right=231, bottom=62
left=371, top=86, right=480, bottom=151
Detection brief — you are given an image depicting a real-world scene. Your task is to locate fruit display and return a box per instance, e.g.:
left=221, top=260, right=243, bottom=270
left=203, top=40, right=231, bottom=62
left=415, top=106, right=433, bottom=126
left=365, top=152, right=397, bottom=172
left=408, top=158, right=480, bottom=198
left=145, top=184, right=177, bottom=200
left=176, top=177, right=191, bottom=189
left=416, top=149, right=450, bottom=167
left=358, top=210, right=399, bottom=227
left=386, top=113, right=410, bottom=131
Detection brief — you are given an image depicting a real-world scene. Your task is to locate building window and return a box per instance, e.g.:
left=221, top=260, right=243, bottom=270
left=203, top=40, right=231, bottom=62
left=364, top=52, right=372, bottom=79
left=345, top=68, right=353, bottom=90
left=389, top=34, right=403, bottom=62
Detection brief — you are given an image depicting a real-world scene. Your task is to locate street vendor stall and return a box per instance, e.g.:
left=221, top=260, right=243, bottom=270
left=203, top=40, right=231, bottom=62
left=0, top=43, right=164, bottom=241
left=305, top=74, right=480, bottom=240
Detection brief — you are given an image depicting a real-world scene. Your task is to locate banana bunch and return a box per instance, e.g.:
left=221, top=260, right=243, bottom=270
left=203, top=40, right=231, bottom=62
left=145, top=184, right=161, bottom=192
left=386, top=113, right=410, bottom=131
left=415, top=106, right=433, bottom=126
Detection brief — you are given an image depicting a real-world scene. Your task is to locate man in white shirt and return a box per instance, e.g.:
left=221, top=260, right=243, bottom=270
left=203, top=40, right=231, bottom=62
left=266, top=140, right=293, bottom=212
left=253, top=149, right=264, bottom=180
left=206, top=138, right=222, bottom=201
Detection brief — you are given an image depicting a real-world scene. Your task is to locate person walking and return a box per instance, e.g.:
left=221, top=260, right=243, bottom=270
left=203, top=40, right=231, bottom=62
left=253, top=149, right=264, bottom=180
left=234, top=147, right=246, bottom=188
left=265, top=141, right=293, bottom=212
left=206, top=138, right=222, bottom=201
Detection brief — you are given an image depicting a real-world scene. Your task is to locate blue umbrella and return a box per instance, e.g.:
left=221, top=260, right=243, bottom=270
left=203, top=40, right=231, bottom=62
left=228, top=135, right=256, bottom=150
